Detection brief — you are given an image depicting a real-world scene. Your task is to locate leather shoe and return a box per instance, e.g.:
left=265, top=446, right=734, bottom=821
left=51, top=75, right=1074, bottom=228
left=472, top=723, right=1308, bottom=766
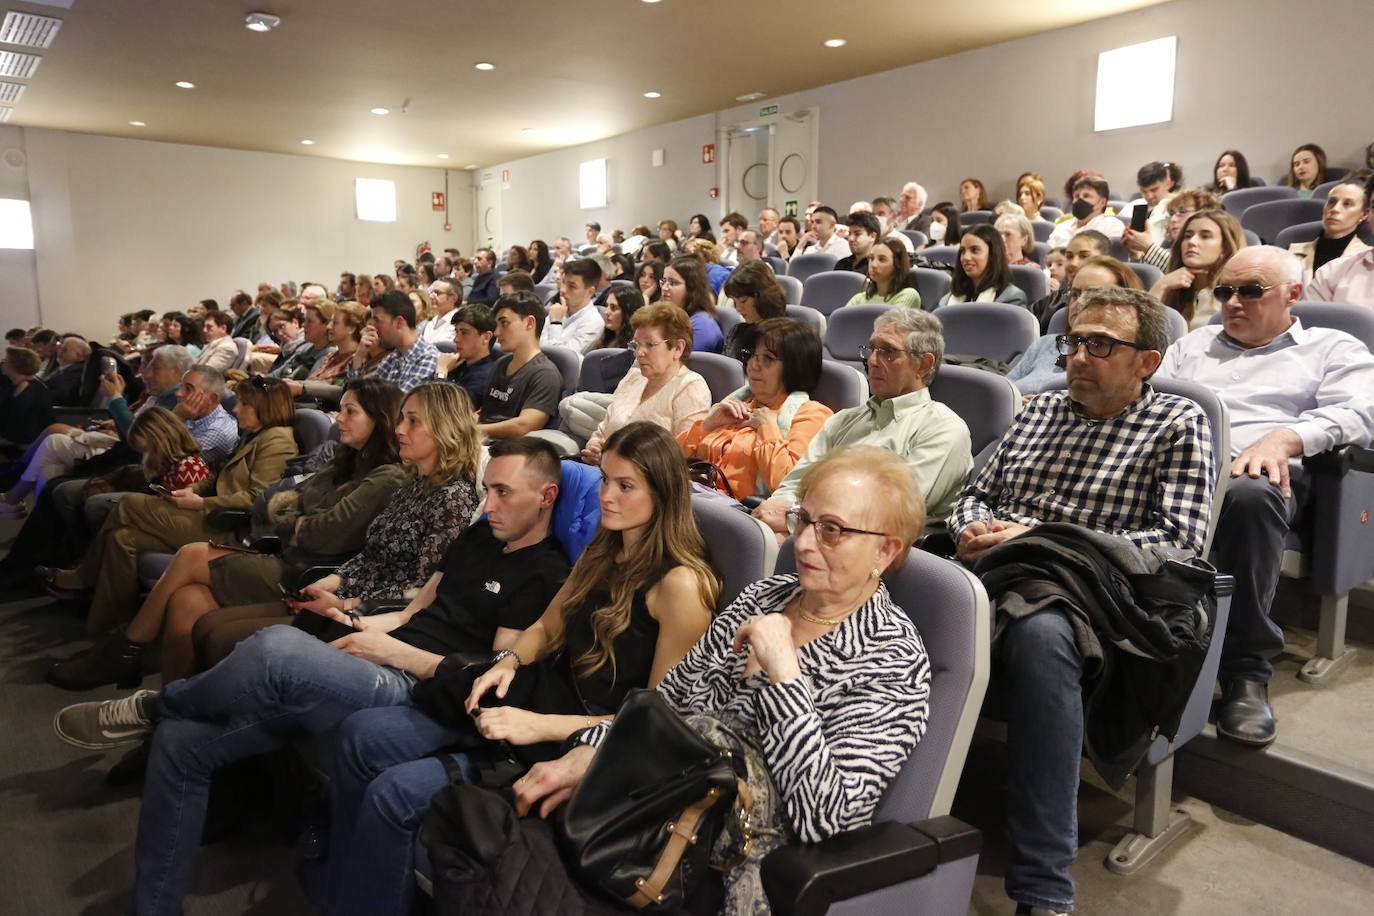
left=1216, top=678, right=1276, bottom=746
left=46, top=629, right=145, bottom=691
left=36, top=564, right=92, bottom=601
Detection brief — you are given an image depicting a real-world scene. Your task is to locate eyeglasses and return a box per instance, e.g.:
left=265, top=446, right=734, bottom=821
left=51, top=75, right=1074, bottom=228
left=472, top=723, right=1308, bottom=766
left=660, top=277, right=684, bottom=288
left=858, top=344, right=912, bottom=364
left=785, top=505, right=887, bottom=547
left=1214, top=282, right=1285, bottom=302
left=1055, top=334, right=1150, bottom=359
left=740, top=349, right=779, bottom=365
left=627, top=339, right=677, bottom=353
left=1167, top=207, right=1196, bottom=220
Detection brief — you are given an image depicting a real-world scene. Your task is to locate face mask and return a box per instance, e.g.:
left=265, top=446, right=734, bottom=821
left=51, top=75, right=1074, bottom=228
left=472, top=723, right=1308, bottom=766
left=928, top=221, right=947, bottom=242
left=1071, top=199, right=1096, bottom=220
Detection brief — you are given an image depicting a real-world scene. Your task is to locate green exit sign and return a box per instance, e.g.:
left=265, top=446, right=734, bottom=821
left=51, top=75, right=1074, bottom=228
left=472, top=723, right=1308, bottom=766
left=760, top=105, right=779, bottom=117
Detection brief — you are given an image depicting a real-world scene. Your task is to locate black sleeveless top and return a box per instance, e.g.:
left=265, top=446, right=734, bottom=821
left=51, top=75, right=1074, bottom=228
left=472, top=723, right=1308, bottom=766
left=559, top=566, right=672, bottom=712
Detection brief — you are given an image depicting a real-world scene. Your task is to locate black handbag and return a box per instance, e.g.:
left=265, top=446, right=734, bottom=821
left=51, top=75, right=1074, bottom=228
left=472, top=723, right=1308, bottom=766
left=554, top=690, right=751, bottom=912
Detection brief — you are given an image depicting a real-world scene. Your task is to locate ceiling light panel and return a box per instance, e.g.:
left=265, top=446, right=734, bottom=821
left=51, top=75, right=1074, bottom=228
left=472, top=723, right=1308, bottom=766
left=0, top=11, right=62, bottom=49
left=0, top=50, right=40, bottom=79
left=0, top=80, right=23, bottom=102
left=0, top=106, right=11, bottom=123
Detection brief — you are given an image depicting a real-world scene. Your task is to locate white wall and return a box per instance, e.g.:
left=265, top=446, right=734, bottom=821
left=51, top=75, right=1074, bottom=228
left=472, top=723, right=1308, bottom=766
left=0, top=124, right=40, bottom=330
left=22, top=129, right=472, bottom=338
left=491, top=0, right=1374, bottom=240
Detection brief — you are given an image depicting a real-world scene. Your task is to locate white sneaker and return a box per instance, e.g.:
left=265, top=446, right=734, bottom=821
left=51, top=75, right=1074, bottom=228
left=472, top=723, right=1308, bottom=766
left=54, top=689, right=157, bottom=749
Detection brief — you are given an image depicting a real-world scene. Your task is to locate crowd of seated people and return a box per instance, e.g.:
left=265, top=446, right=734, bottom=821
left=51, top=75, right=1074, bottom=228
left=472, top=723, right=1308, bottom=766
left=6, top=143, right=1374, bottom=916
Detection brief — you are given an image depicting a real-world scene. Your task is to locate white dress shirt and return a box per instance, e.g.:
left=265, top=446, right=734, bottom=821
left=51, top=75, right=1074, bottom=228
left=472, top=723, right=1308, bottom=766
left=417, top=311, right=458, bottom=345
left=539, top=301, right=604, bottom=355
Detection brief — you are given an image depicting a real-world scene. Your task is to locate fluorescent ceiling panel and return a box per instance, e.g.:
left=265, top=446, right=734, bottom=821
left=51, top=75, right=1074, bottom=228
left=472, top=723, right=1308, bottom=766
left=0, top=11, right=62, bottom=48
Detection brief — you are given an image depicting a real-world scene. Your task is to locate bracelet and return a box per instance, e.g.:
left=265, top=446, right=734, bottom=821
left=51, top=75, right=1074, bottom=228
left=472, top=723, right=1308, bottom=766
left=492, top=648, right=524, bottom=667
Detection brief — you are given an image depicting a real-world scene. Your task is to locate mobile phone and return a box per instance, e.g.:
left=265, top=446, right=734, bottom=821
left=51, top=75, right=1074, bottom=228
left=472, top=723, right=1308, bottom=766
left=149, top=483, right=172, bottom=496
left=1130, top=204, right=1148, bottom=233
left=100, top=355, right=118, bottom=374
left=277, top=582, right=310, bottom=602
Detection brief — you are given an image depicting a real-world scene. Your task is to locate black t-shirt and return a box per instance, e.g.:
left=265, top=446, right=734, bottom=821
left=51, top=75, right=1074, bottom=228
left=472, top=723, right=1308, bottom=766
left=478, top=352, right=563, bottom=427
left=392, top=520, right=570, bottom=656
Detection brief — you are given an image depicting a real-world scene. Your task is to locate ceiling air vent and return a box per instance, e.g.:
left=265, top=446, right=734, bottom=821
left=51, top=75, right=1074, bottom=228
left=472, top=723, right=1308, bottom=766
left=0, top=50, right=39, bottom=79
left=0, top=12, right=62, bottom=49
left=0, top=107, right=12, bottom=123
left=0, top=80, right=23, bottom=102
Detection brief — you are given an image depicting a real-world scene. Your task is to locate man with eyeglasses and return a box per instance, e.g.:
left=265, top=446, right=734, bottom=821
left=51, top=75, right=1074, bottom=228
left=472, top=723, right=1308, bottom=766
left=1157, top=246, right=1374, bottom=746
left=950, top=287, right=1214, bottom=916
left=752, top=309, right=971, bottom=541
left=416, top=278, right=461, bottom=346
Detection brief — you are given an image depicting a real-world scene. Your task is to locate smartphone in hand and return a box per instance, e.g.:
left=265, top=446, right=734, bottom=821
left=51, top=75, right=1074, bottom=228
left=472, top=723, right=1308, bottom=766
left=277, top=582, right=311, bottom=602
left=100, top=355, right=118, bottom=375
left=149, top=483, right=173, bottom=497
left=1130, top=204, right=1149, bottom=233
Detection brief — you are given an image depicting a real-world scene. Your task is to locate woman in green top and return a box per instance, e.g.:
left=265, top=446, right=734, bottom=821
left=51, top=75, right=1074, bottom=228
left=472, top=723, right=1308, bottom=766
left=843, top=239, right=921, bottom=309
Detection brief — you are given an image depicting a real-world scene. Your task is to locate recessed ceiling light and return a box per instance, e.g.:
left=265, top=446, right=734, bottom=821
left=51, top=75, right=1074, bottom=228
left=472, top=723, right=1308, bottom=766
left=643, top=91, right=661, bottom=99
left=823, top=38, right=846, bottom=48
left=735, top=91, right=766, bottom=102
left=301, top=139, right=314, bottom=145
left=128, top=120, right=146, bottom=127
left=641, top=0, right=663, bottom=4
left=437, top=154, right=449, bottom=159
left=244, top=12, right=281, bottom=32
left=464, top=164, right=478, bottom=170
left=370, top=107, right=389, bottom=115
left=474, top=62, right=495, bottom=71
left=521, top=127, right=536, bottom=133
left=175, top=80, right=195, bottom=89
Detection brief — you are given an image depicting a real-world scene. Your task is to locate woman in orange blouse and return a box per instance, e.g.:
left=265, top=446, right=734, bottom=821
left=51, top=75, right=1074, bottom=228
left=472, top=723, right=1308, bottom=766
left=678, top=317, right=832, bottom=500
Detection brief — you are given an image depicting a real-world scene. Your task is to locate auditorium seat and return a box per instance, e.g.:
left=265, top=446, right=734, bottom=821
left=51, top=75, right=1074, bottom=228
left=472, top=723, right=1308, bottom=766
left=1126, top=262, right=1163, bottom=291
left=1219, top=186, right=1298, bottom=217
left=926, top=364, right=1019, bottom=473
left=1273, top=220, right=1322, bottom=252
left=776, top=273, right=804, bottom=305
left=908, top=268, right=952, bottom=310
left=919, top=245, right=958, bottom=267
left=960, top=210, right=993, bottom=227
left=1008, top=264, right=1047, bottom=303
left=784, top=303, right=827, bottom=339
left=685, top=351, right=745, bottom=402
left=1030, top=241, right=1049, bottom=265
left=801, top=270, right=868, bottom=316
left=936, top=302, right=1038, bottom=364
left=811, top=360, right=868, bottom=412
left=823, top=304, right=889, bottom=371
left=1030, top=221, right=1056, bottom=242
left=787, top=251, right=839, bottom=284
left=1241, top=199, right=1326, bottom=245
left=899, top=228, right=928, bottom=248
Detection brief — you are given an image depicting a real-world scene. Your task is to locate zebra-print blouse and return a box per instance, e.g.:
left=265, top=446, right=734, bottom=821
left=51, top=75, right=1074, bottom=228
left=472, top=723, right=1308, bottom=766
left=580, top=574, right=931, bottom=844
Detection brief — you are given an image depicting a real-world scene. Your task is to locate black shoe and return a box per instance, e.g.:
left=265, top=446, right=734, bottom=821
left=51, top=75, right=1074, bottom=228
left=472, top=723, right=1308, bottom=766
left=46, top=630, right=146, bottom=691
left=36, top=564, right=92, bottom=601
left=1216, top=678, right=1276, bottom=746
left=106, top=738, right=152, bottom=787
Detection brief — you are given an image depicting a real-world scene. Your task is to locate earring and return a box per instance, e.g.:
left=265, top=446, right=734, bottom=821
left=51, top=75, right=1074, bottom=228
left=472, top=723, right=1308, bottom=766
left=870, top=567, right=880, bottom=580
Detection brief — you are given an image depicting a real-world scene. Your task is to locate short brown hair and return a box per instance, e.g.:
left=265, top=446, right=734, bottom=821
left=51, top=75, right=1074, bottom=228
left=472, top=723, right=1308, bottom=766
left=235, top=376, right=296, bottom=429
left=630, top=302, right=694, bottom=351
left=4, top=346, right=41, bottom=376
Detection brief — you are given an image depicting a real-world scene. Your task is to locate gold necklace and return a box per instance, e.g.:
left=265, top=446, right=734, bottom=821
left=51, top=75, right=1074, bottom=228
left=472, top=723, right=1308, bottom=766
left=797, top=606, right=843, bottom=626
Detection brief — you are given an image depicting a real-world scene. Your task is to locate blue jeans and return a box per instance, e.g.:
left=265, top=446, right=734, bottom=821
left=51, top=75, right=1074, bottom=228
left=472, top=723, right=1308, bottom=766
left=1000, top=609, right=1082, bottom=912
left=135, top=625, right=417, bottom=916
left=327, top=705, right=466, bottom=916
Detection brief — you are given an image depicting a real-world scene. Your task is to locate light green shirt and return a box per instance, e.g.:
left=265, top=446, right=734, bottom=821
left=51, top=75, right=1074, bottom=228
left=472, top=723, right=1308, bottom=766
left=769, top=387, right=973, bottom=519
left=843, top=287, right=922, bottom=310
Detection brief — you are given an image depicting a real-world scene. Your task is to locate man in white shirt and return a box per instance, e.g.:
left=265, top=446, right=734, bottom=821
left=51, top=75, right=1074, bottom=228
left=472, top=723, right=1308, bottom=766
left=1048, top=176, right=1125, bottom=248
left=896, top=181, right=928, bottom=231
left=540, top=258, right=604, bottom=355
left=795, top=205, right=850, bottom=260
left=1156, top=246, right=1374, bottom=746
left=416, top=277, right=461, bottom=345
left=758, top=207, right=781, bottom=248
left=717, top=212, right=748, bottom=266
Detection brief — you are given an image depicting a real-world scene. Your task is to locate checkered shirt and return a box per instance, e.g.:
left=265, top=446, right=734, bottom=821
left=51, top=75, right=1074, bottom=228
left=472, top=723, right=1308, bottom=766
left=347, top=338, right=439, bottom=393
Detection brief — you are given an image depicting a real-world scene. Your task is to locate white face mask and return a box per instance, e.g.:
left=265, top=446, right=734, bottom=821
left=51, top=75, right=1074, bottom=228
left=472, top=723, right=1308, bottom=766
left=928, top=221, right=946, bottom=242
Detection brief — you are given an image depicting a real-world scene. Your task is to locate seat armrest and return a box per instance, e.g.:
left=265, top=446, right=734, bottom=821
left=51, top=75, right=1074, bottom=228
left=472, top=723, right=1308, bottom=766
left=761, top=817, right=981, bottom=916
left=1303, top=444, right=1374, bottom=476
left=740, top=494, right=765, bottom=511
left=206, top=508, right=252, bottom=530
left=248, top=535, right=283, bottom=555
left=297, top=565, right=340, bottom=585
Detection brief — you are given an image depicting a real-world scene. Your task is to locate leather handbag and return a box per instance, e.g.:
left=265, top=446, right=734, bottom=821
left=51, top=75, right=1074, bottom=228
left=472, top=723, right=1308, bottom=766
left=554, top=689, right=751, bottom=912
left=686, top=459, right=736, bottom=500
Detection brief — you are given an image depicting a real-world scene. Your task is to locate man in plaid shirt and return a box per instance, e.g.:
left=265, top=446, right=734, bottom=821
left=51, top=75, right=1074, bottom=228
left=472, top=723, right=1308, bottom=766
left=346, top=290, right=438, bottom=393
left=949, top=287, right=1214, bottom=916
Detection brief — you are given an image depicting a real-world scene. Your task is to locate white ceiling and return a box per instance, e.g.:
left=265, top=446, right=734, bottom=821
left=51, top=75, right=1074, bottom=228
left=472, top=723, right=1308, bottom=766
left=2, top=0, right=1169, bottom=168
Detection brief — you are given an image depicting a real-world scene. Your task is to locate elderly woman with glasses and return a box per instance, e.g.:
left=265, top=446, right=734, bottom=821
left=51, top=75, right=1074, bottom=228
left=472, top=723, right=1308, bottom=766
left=579, top=303, right=711, bottom=467
left=679, top=317, right=833, bottom=501
left=492, top=445, right=932, bottom=914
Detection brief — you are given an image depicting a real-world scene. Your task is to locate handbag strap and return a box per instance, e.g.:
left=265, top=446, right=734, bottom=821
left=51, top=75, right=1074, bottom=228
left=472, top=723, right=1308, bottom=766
left=624, top=784, right=728, bottom=909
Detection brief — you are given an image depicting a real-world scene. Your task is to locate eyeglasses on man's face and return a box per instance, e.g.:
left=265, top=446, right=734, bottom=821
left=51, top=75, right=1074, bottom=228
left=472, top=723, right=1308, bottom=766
left=1055, top=334, right=1149, bottom=359
left=1214, top=282, right=1285, bottom=302
left=858, top=343, right=912, bottom=364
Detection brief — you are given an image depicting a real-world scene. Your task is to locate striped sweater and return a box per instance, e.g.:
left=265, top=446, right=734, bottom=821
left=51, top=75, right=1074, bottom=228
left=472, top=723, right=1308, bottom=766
left=580, top=574, right=931, bottom=843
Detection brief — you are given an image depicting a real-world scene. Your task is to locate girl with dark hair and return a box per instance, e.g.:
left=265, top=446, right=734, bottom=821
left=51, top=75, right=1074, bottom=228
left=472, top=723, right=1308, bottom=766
left=505, top=245, right=533, bottom=273
left=940, top=224, right=1028, bottom=306
left=923, top=201, right=961, bottom=247
left=161, top=313, right=204, bottom=356
left=598, top=286, right=644, bottom=350
left=687, top=213, right=715, bottom=243
left=529, top=240, right=554, bottom=284
left=1209, top=150, right=1255, bottom=193
left=847, top=238, right=919, bottom=308
left=1283, top=143, right=1327, bottom=197
left=679, top=317, right=834, bottom=499
left=636, top=260, right=663, bottom=302
left=1287, top=177, right=1371, bottom=280
left=661, top=255, right=723, bottom=352
left=721, top=260, right=788, bottom=357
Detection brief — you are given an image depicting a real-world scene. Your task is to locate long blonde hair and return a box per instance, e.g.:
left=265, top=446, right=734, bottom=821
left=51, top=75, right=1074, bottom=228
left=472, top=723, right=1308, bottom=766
left=402, top=382, right=481, bottom=487
left=129, top=406, right=202, bottom=477
left=555, top=422, right=719, bottom=681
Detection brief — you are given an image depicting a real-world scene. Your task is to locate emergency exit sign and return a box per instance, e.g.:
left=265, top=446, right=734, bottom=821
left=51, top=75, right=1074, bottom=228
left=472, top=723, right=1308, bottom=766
left=760, top=105, right=779, bottom=117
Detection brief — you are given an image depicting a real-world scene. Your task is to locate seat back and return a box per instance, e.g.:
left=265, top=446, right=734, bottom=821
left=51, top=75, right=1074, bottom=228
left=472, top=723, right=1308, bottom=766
left=577, top=347, right=632, bottom=394
left=959, top=210, right=993, bottom=227
left=715, top=305, right=743, bottom=340
left=686, top=351, right=746, bottom=401
left=293, top=408, right=334, bottom=454
left=823, top=304, right=889, bottom=369
left=1029, top=241, right=1049, bottom=265
left=936, top=302, right=1039, bottom=363
left=801, top=269, right=867, bottom=316
left=1311, top=179, right=1344, bottom=200
left=1219, top=185, right=1298, bottom=216
left=534, top=281, right=556, bottom=303
left=1039, top=205, right=1064, bottom=221
left=692, top=496, right=778, bottom=611
left=764, top=255, right=789, bottom=277
left=1127, top=262, right=1163, bottom=291
left=784, top=304, right=826, bottom=340
left=899, top=228, right=927, bottom=248
left=1148, top=378, right=1231, bottom=557
left=908, top=267, right=952, bottom=310
left=775, top=273, right=803, bottom=305
left=927, top=363, right=1019, bottom=472
left=1030, top=220, right=1056, bottom=242
left=551, top=460, right=603, bottom=561
left=433, top=340, right=457, bottom=354
left=919, top=245, right=958, bottom=267
left=1291, top=302, right=1374, bottom=348
left=775, top=540, right=989, bottom=820
left=1046, top=299, right=1187, bottom=343
left=811, top=360, right=868, bottom=412
left=1273, top=220, right=1322, bottom=252
left=1008, top=264, right=1047, bottom=303
left=231, top=337, right=251, bottom=371
left=1240, top=198, right=1325, bottom=244
left=541, top=345, right=582, bottom=399
left=786, top=251, right=838, bottom=284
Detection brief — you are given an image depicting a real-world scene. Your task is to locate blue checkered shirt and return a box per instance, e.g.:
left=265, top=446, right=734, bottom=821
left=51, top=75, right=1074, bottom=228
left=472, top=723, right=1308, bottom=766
left=347, top=338, right=439, bottom=392
left=949, top=385, right=1215, bottom=556
left=185, top=405, right=240, bottom=469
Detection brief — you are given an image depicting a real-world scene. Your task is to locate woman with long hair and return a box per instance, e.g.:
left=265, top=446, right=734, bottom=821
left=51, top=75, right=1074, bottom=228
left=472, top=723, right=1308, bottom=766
left=940, top=224, right=1028, bottom=306
left=845, top=238, right=920, bottom=308
left=1286, top=177, right=1371, bottom=281
left=1283, top=143, right=1327, bottom=197
left=354, top=274, right=373, bottom=307
left=45, top=379, right=408, bottom=692
left=316, top=421, right=719, bottom=914
left=1150, top=208, right=1247, bottom=328
left=661, top=254, right=723, bottom=352
left=636, top=260, right=664, bottom=302
left=528, top=239, right=554, bottom=284
left=597, top=285, right=644, bottom=350
left=1017, top=176, right=1048, bottom=221
left=687, top=213, right=715, bottom=242
left=1209, top=149, right=1255, bottom=193
left=721, top=259, right=788, bottom=357
left=923, top=201, right=961, bottom=247
left=287, top=301, right=368, bottom=400
left=959, top=178, right=989, bottom=213
left=996, top=213, right=1037, bottom=266
left=506, top=245, right=533, bottom=274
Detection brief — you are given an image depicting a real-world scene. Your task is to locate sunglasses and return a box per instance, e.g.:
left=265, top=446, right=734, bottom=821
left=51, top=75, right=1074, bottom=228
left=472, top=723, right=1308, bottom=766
left=1214, top=283, right=1284, bottom=302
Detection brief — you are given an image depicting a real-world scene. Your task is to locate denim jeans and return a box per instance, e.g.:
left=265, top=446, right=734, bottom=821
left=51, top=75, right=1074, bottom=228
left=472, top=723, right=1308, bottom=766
left=328, top=705, right=467, bottom=916
left=999, top=608, right=1083, bottom=912
left=135, top=625, right=417, bottom=916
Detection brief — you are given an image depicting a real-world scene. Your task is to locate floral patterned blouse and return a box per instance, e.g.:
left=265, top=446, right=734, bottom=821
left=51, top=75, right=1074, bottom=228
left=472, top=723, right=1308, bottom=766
left=335, top=474, right=479, bottom=599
